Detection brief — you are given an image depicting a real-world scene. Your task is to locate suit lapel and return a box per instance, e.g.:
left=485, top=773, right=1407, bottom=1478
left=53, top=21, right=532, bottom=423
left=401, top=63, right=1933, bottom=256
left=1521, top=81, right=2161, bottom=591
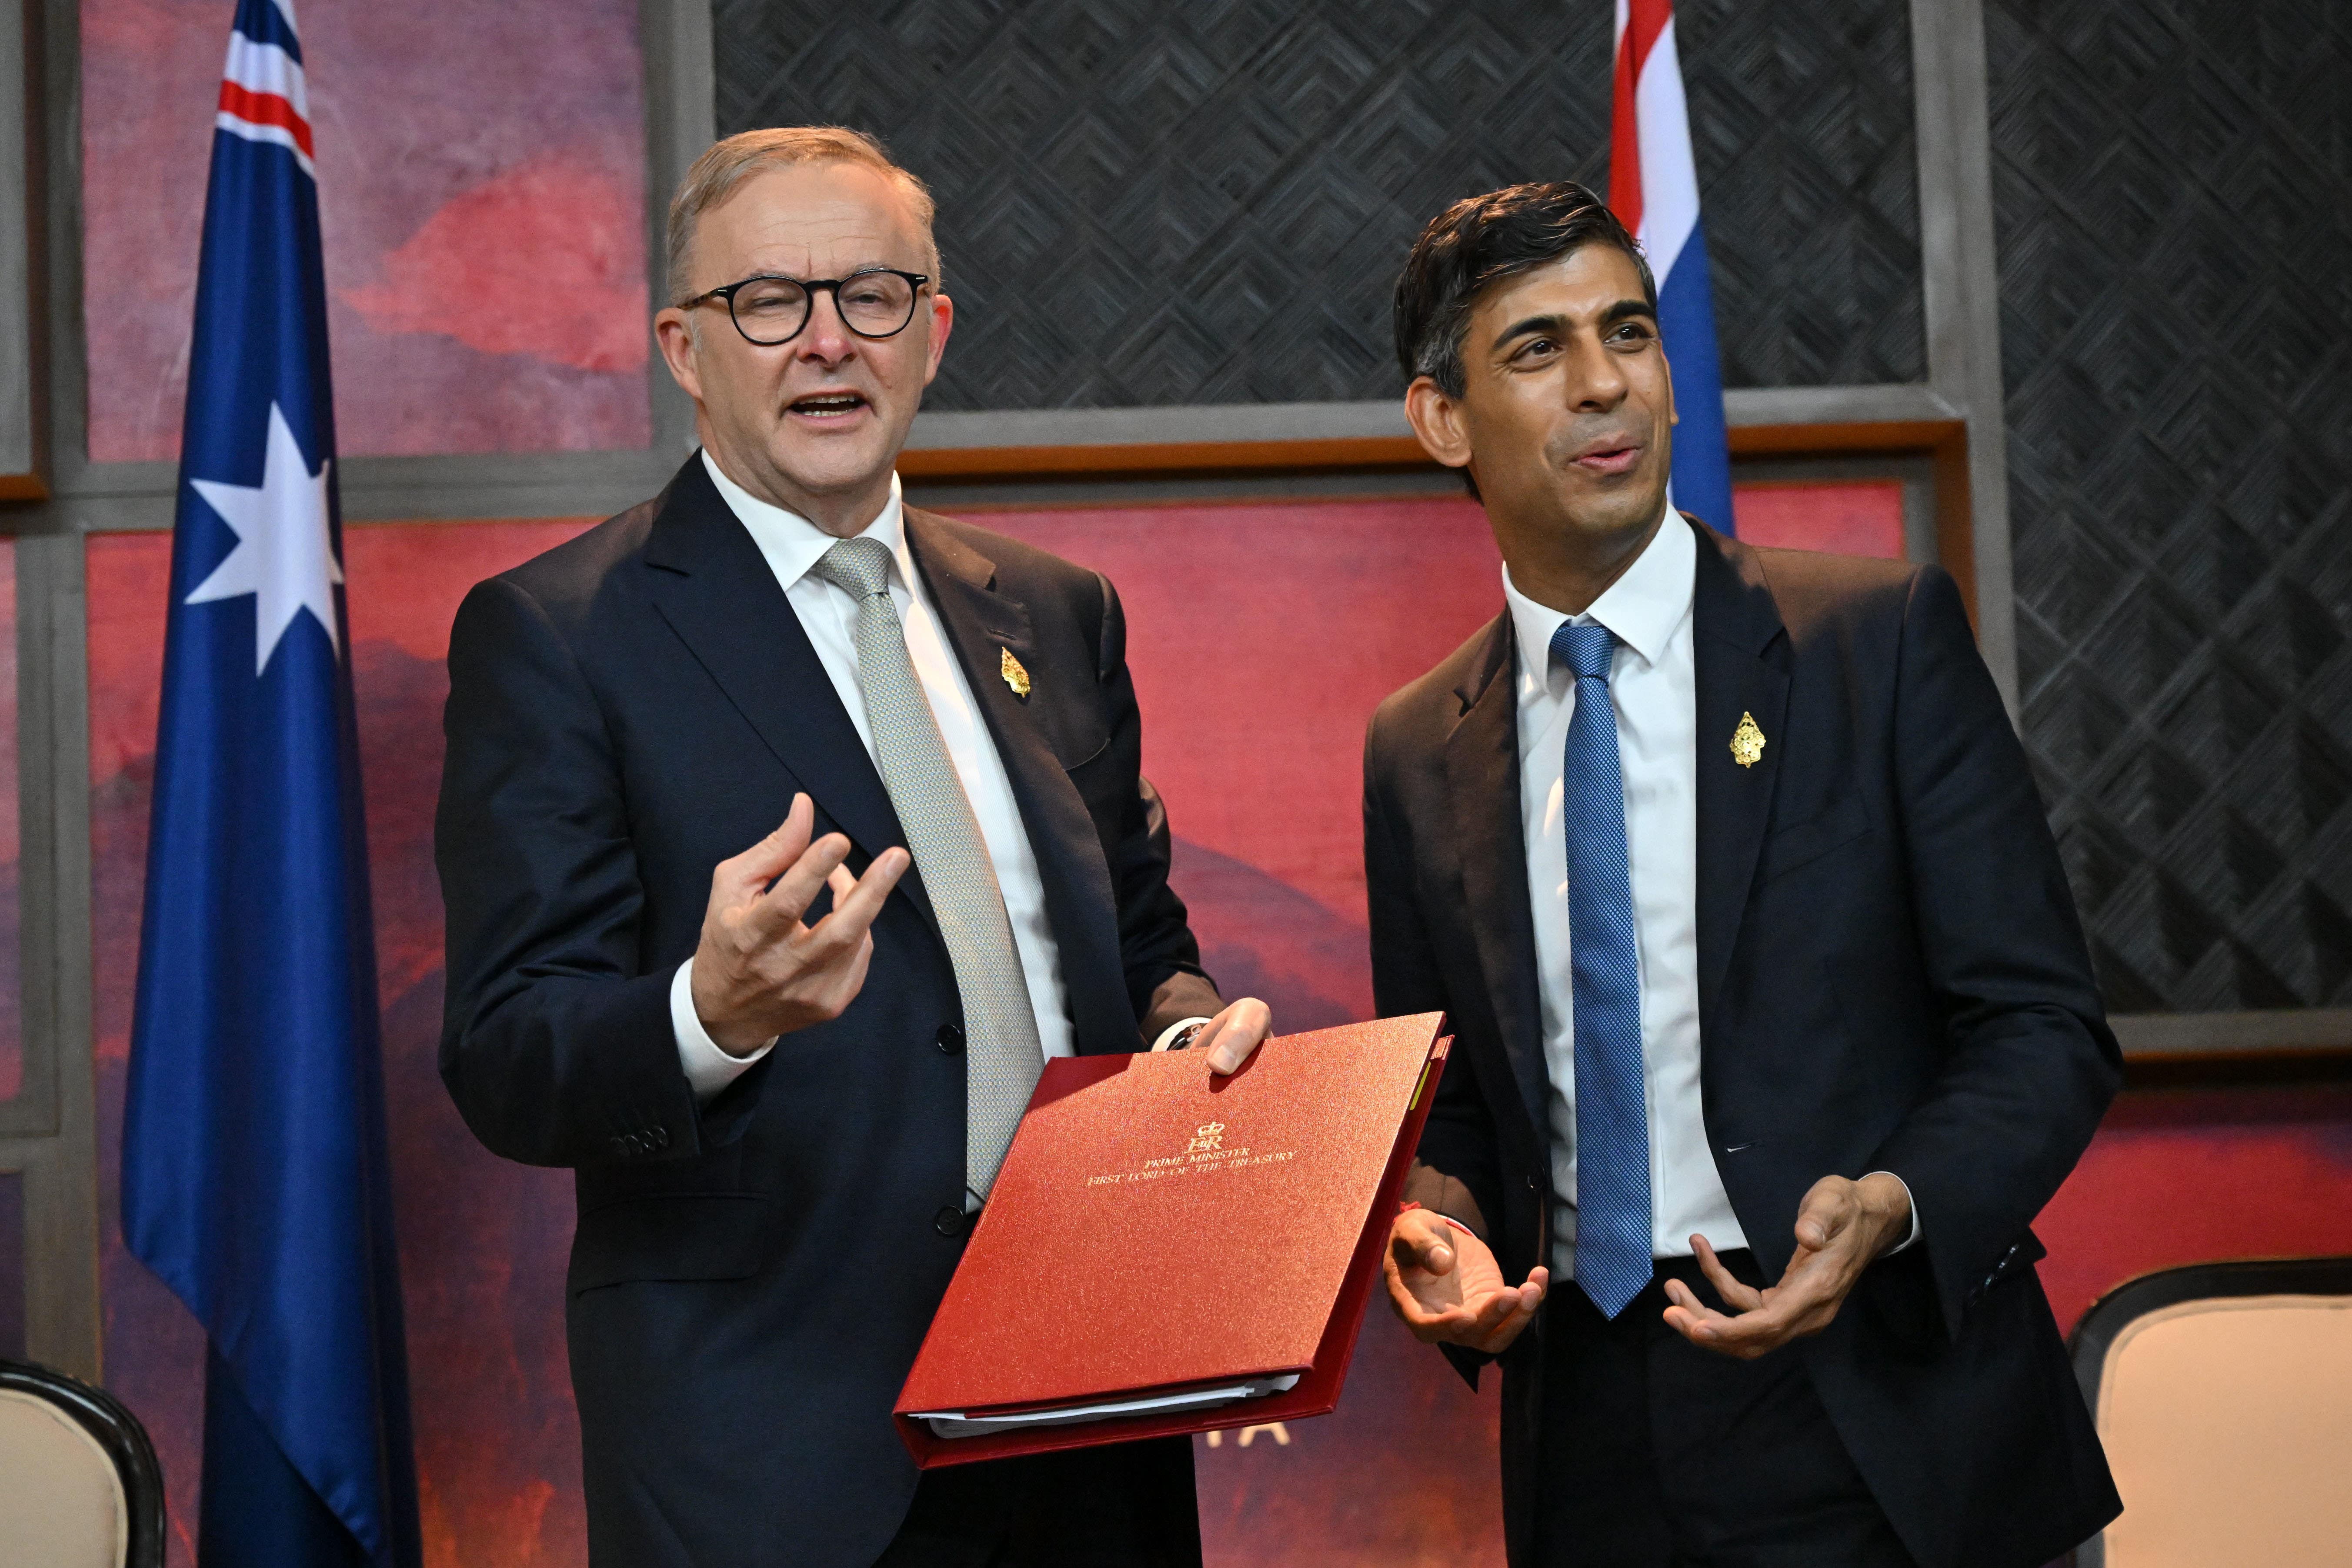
left=1442, top=613, right=1551, bottom=1141
left=639, top=456, right=938, bottom=930
left=904, top=509, right=1133, bottom=1056
left=1690, top=520, right=1790, bottom=1023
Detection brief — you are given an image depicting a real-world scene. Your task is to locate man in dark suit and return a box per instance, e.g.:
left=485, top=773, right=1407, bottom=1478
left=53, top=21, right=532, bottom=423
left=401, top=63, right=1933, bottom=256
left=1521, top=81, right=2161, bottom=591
left=436, top=127, right=1269, bottom=1568
left=1365, top=182, right=2123, bottom=1568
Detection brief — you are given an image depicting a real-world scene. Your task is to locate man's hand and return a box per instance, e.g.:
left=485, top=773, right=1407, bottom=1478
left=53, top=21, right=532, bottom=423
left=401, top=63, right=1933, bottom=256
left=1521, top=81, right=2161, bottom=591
left=1383, top=1208, right=1549, bottom=1354
left=690, top=794, right=911, bottom=1052
left=1661, top=1172, right=1912, bottom=1360
left=1193, top=997, right=1274, bottom=1075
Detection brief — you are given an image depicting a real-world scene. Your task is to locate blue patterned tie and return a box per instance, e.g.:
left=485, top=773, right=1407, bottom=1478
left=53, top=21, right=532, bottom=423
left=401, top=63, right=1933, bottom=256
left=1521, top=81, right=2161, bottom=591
left=1552, top=621, right=1652, bottom=1319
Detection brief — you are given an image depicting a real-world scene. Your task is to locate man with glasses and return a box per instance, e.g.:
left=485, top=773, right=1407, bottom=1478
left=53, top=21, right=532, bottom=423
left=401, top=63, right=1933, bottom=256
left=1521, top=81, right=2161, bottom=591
left=436, top=127, right=1270, bottom=1568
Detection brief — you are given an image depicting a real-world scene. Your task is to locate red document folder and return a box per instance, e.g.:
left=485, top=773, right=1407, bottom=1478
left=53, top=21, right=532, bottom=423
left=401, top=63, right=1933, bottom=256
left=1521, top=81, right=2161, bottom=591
left=894, top=1013, right=1450, bottom=1468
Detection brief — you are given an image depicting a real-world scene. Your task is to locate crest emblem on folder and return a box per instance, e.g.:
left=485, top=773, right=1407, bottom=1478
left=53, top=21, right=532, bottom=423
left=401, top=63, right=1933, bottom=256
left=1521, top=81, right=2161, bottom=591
left=1730, top=711, right=1766, bottom=768
left=1186, top=1121, right=1226, bottom=1154
left=1000, top=647, right=1031, bottom=699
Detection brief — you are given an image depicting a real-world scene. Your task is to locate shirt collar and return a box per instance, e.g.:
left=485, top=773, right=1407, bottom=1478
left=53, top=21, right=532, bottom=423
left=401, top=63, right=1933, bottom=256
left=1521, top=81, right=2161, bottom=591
left=700, top=447, right=907, bottom=589
left=1503, top=507, right=1695, bottom=680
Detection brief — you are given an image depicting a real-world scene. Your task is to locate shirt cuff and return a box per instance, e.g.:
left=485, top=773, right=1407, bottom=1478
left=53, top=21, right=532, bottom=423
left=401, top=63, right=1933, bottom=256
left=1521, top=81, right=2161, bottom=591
left=672, top=959, right=774, bottom=1101
left=1151, top=1015, right=1215, bottom=1052
left=1865, top=1170, right=1922, bottom=1255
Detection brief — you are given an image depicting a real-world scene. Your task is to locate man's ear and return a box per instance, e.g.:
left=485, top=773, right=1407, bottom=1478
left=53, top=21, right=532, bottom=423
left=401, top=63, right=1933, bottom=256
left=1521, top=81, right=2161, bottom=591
left=921, top=291, right=954, bottom=388
left=654, top=307, right=704, bottom=404
left=1661, top=349, right=1679, bottom=429
left=1404, top=376, right=1475, bottom=474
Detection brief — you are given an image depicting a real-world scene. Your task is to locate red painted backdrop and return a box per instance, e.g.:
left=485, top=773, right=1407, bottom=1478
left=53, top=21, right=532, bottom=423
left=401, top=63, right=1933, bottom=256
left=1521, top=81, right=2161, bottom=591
left=1732, top=480, right=1905, bottom=558
left=85, top=490, right=2352, bottom=1566
left=79, top=0, right=651, bottom=462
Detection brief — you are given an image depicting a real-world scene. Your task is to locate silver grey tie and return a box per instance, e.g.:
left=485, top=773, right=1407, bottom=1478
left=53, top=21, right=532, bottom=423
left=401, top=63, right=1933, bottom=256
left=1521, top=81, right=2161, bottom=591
left=813, top=537, right=1045, bottom=1202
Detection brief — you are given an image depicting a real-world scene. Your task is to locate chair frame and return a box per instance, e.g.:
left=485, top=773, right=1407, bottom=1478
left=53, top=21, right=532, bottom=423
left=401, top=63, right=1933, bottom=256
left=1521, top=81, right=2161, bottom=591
left=0, top=1357, right=167, bottom=1568
left=2065, top=1254, right=2352, bottom=1568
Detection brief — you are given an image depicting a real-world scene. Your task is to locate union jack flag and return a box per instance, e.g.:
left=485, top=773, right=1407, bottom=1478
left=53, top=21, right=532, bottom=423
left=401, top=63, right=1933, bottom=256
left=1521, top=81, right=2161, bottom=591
left=1612, top=0, right=1737, bottom=536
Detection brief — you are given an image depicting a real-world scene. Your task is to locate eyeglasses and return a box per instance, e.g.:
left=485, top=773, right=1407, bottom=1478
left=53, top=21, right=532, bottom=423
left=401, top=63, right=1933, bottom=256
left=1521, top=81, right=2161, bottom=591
left=678, top=268, right=931, bottom=347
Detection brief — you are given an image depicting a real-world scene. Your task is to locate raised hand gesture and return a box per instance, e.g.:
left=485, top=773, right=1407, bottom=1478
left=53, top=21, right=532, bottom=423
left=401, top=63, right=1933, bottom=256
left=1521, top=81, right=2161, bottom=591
left=689, top=793, right=911, bottom=1052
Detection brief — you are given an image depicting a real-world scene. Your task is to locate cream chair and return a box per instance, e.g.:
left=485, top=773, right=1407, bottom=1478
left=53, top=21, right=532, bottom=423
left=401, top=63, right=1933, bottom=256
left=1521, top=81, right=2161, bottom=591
left=2068, top=1257, right=2352, bottom=1568
left=0, top=1360, right=164, bottom=1568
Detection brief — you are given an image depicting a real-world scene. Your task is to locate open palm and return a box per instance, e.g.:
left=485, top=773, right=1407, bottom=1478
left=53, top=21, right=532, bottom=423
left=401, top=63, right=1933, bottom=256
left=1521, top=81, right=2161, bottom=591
left=1383, top=1209, right=1549, bottom=1353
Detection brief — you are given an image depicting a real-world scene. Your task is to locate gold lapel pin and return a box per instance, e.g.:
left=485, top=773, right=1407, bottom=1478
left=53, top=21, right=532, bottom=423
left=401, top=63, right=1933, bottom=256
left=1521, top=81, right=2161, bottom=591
left=1000, top=646, right=1031, bottom=699
left=1731, top=711, right=1766, bottom=768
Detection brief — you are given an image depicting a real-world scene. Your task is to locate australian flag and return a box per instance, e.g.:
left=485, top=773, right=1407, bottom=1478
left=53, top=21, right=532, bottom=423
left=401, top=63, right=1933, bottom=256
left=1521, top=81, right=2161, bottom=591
left=119, top=2, right=421, bottom=1565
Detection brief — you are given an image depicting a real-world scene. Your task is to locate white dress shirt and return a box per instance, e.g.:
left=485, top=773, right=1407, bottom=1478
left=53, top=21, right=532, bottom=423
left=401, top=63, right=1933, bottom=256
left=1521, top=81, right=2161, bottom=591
left=1507, top=513, right=1914, bottom=1273
left=1506, top=512, right=1746, bottom=1270
left=670, top=450, right=1075, bottom=1098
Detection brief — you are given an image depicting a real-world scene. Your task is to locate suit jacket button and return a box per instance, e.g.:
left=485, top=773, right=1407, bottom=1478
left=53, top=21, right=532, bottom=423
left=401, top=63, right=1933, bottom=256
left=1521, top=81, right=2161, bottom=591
left=933, top=1205, right=966, bottom=1238
left=647, top=1127, right=670, bottom=1152
left=609, top=1135, right=631, bottom=1156
left=936, top=1024, right=965, bottom=1055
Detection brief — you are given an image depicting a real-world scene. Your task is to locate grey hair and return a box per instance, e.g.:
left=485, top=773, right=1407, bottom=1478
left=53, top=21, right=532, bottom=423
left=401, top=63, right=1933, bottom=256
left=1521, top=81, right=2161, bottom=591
left=665, top=126, right=941, bottom=305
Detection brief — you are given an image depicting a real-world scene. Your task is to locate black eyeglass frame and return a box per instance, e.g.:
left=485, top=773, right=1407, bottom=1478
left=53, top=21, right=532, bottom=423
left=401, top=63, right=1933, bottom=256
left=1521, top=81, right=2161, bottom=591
left=678, top=267, right=933, bottom=347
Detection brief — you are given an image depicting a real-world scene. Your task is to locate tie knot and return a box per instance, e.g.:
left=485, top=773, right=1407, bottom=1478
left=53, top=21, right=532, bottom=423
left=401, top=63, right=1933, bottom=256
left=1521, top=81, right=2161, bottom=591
left=812, top=537, right=894, bottom=600
left=1551, top=621, right=1618, bottom=681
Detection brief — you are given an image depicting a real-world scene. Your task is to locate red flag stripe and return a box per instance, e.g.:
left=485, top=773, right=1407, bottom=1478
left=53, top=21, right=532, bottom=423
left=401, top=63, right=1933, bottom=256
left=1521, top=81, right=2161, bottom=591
left=217, top=80, right=315, bottom=161
left=1620, top=0, right=1673, bottom=75
left=1610, top=0, right=1675, bottom=234
left=1610, top=31, right=1643, bottom=231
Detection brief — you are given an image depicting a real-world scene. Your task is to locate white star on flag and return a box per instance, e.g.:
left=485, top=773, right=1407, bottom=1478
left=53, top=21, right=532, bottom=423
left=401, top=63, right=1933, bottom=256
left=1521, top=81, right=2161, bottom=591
left=187, top=401, right=344, bottom=674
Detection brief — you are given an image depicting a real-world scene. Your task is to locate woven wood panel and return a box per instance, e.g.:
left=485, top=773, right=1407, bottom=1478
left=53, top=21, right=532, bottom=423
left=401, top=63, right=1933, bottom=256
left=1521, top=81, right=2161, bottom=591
left=709, top=0, right=1926, bottom=408
left=1991, top=0, right=2352, bottom=1009
left=1678, top=0, right=1926, bottom=388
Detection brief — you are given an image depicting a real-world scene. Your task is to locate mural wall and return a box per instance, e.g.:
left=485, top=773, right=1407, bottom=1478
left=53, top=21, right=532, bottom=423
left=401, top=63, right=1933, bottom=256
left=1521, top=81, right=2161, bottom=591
left=81, top=487, right=2352, bottom=1565
left=79, top=0, right=652, bottom=461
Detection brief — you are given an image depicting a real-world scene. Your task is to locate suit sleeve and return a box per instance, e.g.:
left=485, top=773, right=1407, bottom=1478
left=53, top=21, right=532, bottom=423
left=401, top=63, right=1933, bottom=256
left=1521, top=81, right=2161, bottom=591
left=1089, top=572, right=1225, bottom=1042
left=1867, top=566, right=2122, bottom=1338
left=1365, top=707, right=1504, bottom=1241
left=435, top=577, right=712, bottom=1169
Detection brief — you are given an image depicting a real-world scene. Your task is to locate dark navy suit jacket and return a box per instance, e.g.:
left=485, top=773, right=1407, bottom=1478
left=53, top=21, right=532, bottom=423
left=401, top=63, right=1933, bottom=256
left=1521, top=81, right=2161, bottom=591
left=1363, top=520, right=2123, bottom=1568
left=436, top=456, right=1222, bottom=1565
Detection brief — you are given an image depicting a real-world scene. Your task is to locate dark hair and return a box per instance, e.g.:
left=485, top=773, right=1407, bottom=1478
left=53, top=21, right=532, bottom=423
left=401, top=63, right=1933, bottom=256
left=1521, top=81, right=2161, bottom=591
left=1392, top=181, right=1656, bottom=399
